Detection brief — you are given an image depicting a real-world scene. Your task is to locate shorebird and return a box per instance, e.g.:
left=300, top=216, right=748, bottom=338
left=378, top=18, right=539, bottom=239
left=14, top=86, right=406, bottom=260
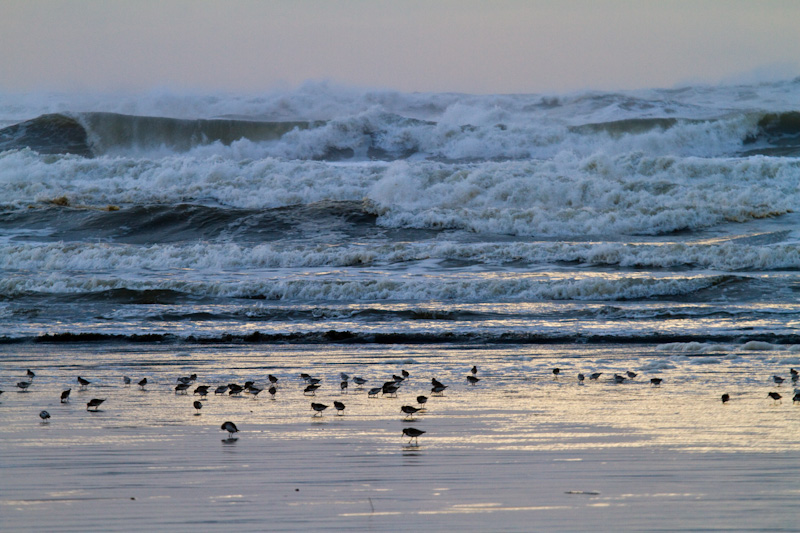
left=221, top=421, right=239, bottom=439
left=86, top=398, right=105, bottom=411
left=578, top=373, right=585, bottom=383
left=721, top=393, right=730, bottom=404
left=214, top=385, right=229, bottom=395
left=16, top=381, right=31, bottom=392
left=177, top=374, right=197, bottom=384
left=402, top=427, right=425, bottom=446
left=304, top=384, right=320, bottom=396
left=307, top=378, right=322, bottom=385
left=300, top=373, right=312, bottom=381
left=772, top=375, right=785, bottom=385
left=138, top=378, right=147, bottom=390
left=431, top=384, right=447, bottom=396
left=552, top=368, right=560, bottom=379
left=333, top=400, right=346, bottom=415
left=193, top=400, right=202, bottom=414
left=626, top=371, right=637, bottom=379
left=340, top=372, right=350, bottom=381
left=268, top=386, right=277, bottom=399
left=768, top=392, right=782, bottom=404
left=392, top=374, right=405, bottom=383
left=39, top=410, right=50, bottom=422
left=340, top=380, right=348, bottom=394
left=60, top=389, right=71, bottom=403
left=589, top=372, right=603, bottom=381
left=613, top=374, right=626, bottom=384
left=175, top=382, right=190, bottom=394
left=249, top=386, right=263, bottom=399
left=123, top=376, right=131, bottom=385
left=416, top=395, right=428, bottom=408
left=401, top=405, right=421, bottom=420
left=311, top=402, right=328, bottom=416
left=194, top=385, right=210, bottom=397
left=353, top=377, right=367, bottom=388
left=471, top=365, right=478, bottom=375
left=793, top=393, right=800, bottom=404
left=268, top=374, right=279, bottom=385
left=77, top=376, right=90, bottom=390
left=466, top=375, right=480, bottom=385
left=367, top=387, right=382, bottom=398
left=26, top=369, right=35, bottom=381
left=228, top=384, right=244, bottom=396
left=382, top=382, right=400, bottom=397
left=650, top=378, right=663, bottom=386
left=791, top=368, right=799, bottom=381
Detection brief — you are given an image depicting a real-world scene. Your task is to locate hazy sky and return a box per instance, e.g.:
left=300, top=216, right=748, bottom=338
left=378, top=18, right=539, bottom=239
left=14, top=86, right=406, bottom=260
left=2, top=0, right=799, bottom=94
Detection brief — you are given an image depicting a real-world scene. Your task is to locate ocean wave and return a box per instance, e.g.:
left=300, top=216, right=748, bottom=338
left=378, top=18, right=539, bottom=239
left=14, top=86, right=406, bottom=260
left=1, top=150, right=798, bottom=237
left=2, top=106, right=800, bottom=161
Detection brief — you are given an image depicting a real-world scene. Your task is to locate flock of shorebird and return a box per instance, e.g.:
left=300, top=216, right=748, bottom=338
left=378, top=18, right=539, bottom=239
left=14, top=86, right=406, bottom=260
left=2, top=365, right=490, bottom=447
left=6, top=365, right=799, bottom=444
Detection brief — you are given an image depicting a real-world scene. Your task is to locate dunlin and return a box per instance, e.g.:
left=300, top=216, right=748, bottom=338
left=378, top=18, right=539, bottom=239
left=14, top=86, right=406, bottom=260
left=221, top=421, right=239, bottom=439
left=86, top=398, right=105, bottom=411
left=402, top=427, right=425, bottom=446
left=311, top=402, right=328, bottom=416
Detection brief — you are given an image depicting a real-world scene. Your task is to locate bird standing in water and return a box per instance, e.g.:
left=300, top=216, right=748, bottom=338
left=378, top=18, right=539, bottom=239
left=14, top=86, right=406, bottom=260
left=402, top=427, right=425, bottom=446
left=221, top=421, right=239, bottom=439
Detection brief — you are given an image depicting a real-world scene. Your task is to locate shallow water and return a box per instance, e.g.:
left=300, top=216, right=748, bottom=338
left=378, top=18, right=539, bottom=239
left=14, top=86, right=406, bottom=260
left=2, top=343, right=799, bottom=531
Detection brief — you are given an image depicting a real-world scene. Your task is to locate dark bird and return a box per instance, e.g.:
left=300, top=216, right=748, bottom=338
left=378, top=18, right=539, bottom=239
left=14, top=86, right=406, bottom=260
left=791, top=368, right=799, bottom=381
left=340, top=372, right=350, bottom=381
left=249, top=386, right=262, bottom=399
left=340, top=380, right=348, bottom=393
left=768, top=392, right=782, bottom=404
left=16, top=381, right=31, bottom=392
left=466, top=375, right=480, bottom=385
left=77, top=376, right=90, bottom=390
left=268, top=386, right=277, bottom=399
left=26, top=369, right=35, bottom=381
left=721, top=393, right=730, bottom=404
left=402, top=427, right=425, bottom=446
left=138, top=378, right=147, bottom=390
left=793, top=393, right=800, bottom=404
left=589, top=372, right=603, bottom=381
left=39, top=410, right=50, bottom=422
left=86, top=398, right=105, bottom=411
left=353, top=377, right=368, bottom=387
left=268, top=374, right=279, bottom=385
left=123, top=376, right=131, bottom=385
left=382, top=382, right=400, bottom=397
left=228, top=383, right=244, bottom=396
left=431, top=384, right=447, bottom=396
left=416, top=395, right=428, bottom=408
left=194, top=385, right=210, bottom=397
left=175, top=382, right=190, bottom=394
left=402, top=369, right=410, bottom=378
left=333, top=400, right=346, bottom=415
left=193, top=400, right=202, bottom=414
left=367, top=387, right=382, bottom=398
left=214, top=385, right=229, bottom=395
left=304, top=384, right=320, bottom=396
left=578, top=373, right=585, bottom=383
left=401, top=405, right=421, bottom=419
left=431, top=378, right=445, bottom=388
left=60, top=389, right=71, bottom=403
left=626, top=371, right=637, bottom=379
left=552, top=368, right=560, bottom=379
left=772, top=375, right=785, bottom=385
left=470, top=365, right=478, bottom=375
left=613, top=374, right=626, bottom=384
left=243, top=381, right=255, bottom=390
left=308, top=378, right=322, bottom=385
left=311, top=402, right=328, bottom=416
left=650, top=378, right=663, bottom=386
left=392, top=375, right=405, bottom=383
left=221, top=421, right=239, bottom=439
left=300, top=373, right=312, bottom=381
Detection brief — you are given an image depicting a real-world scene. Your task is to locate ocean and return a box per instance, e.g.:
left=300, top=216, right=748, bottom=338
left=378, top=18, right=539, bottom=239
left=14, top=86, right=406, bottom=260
left=2, top=80, right=800, bottom=347
left=3, top=81, right=800, bottom=531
